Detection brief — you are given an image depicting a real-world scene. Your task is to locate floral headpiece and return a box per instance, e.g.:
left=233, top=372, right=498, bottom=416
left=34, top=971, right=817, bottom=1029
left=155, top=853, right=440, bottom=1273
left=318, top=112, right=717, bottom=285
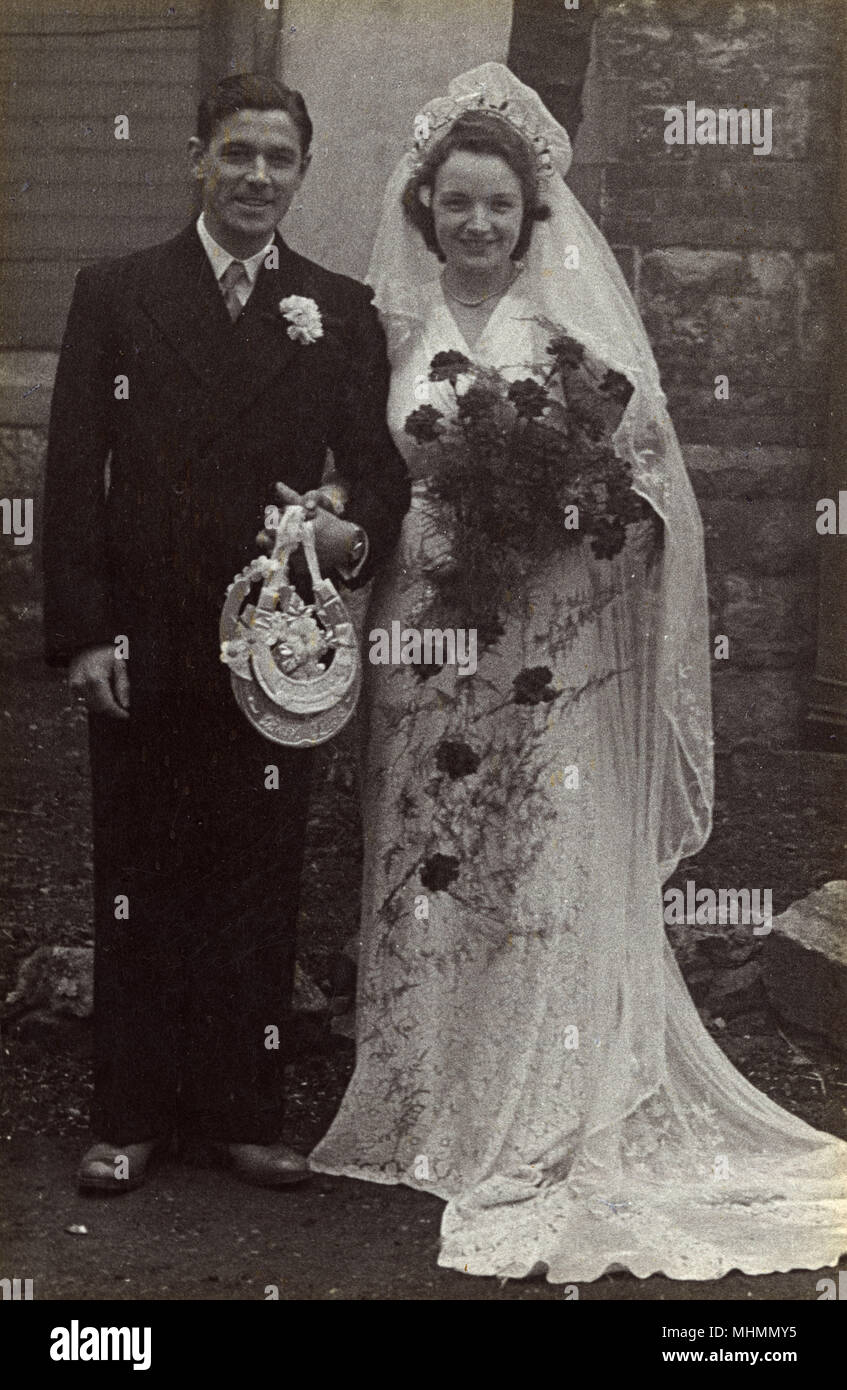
left=412, top=88, right=556, bottom=180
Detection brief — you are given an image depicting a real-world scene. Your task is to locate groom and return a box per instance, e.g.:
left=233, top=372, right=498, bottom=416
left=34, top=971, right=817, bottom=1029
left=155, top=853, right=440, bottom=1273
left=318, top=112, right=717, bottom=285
left=42, top=73, right=409, bottom=1192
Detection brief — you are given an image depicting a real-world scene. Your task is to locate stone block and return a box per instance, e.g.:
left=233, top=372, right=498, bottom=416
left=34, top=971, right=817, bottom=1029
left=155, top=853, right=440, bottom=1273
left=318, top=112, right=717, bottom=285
left=649, top=315, right=816, bottom=399
left=683, top=445, right=817, bottom=500
left=701, top=497, right=817, bottom=582
left=639, top=246, right=801, bottom=303
left=595, top=8, right=676, bottom=83
left=667, top=384, right=812, bottom=433
left=0, top=426, right=47, bottom=499
left=3, top=946, right=94, bottom=1023
left=629, top=90, right=836, bottom=170
left=0, top=352, right=57, bottom=428
left=597, top=0, right=839, bottom=82
left=746, top=249, right=796, bottom=295
left=2, top=945, right=327, bottom=1035
left=636, top=79, right=838, bottom=162
left=763, top=79, right=815, bottom=160
left=670, top=405, right=828, bottom=449
left=706, top=294, right=796, bottom=381
left=772, top=78, right=841, bottom=163
left=686, top=29, right=774, bottom=79
left=604, top=161, right=695, bottom=220
left=712, top=665, right=805, bottom=747
left=605, top=196, right=833, bottom=253
left=761, top=881, right=847, bottom=1051
left=799, top=251, right=838, bottom=372
left=640, top=247, right=747, bottom=296
left=708, top=569, right=817, bottom=668
left=0, top=428, right=46, bottom=630
left=641, top=292, right=710, bottom=365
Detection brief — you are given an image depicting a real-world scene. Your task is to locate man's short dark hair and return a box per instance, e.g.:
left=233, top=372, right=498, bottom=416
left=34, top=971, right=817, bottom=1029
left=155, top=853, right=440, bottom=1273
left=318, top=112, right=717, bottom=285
left=196, top=73, right=313, bottom=158
left=403, top=111, right=550, bottom=263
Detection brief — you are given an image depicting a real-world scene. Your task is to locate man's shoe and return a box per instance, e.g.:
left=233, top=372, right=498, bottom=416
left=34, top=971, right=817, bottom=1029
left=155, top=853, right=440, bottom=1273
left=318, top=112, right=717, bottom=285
left=226, top=1142, right=310, bottom=1188
left=77, top=1140, right=157, bottom=1194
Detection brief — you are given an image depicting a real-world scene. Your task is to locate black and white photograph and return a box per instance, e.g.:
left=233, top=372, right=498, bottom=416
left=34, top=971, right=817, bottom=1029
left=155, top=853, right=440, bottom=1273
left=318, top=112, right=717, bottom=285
left=0, top=0, right=845, bottom=1355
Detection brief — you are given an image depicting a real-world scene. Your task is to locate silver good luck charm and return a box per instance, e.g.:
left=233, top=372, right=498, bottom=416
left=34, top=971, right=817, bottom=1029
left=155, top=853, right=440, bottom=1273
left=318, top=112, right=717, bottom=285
left=219, top=500, right=361, bottom=747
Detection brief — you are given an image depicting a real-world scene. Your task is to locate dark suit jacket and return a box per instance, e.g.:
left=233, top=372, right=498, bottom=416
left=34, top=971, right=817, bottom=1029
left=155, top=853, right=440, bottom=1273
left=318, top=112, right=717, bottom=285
left=42, top=223, right=410, bottom=704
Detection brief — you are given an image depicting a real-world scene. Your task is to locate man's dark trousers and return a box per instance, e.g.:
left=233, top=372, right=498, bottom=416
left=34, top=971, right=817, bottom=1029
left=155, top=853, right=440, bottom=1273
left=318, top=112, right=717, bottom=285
left=88, top=692, right=312, bottom=1145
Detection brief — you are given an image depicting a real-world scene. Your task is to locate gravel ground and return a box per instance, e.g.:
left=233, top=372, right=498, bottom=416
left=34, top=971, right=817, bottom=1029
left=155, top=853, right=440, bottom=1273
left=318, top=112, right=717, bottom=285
left=1, top=623, right=845, bottom=1301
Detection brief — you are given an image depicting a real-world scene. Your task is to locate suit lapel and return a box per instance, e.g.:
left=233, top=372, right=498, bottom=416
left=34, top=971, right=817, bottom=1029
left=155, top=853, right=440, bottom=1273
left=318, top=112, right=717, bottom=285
left=138, top=227, right=310, bottom=450
left=139, top=225, right=233, bottom=390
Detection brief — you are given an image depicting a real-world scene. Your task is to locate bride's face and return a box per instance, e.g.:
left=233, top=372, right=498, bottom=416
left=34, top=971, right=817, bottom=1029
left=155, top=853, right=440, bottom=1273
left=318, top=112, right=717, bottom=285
left=430, top=151, right=524, bottom=276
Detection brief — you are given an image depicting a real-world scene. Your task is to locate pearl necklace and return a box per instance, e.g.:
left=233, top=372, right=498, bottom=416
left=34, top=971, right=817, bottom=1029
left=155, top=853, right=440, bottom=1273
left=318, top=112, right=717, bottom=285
left=442, top=264, right=522, bottom=308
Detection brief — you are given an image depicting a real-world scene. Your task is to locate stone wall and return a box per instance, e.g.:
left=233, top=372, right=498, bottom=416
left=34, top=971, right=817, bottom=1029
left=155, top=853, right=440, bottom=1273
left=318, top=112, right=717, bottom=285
left=565, top=0, right=841, bottom=744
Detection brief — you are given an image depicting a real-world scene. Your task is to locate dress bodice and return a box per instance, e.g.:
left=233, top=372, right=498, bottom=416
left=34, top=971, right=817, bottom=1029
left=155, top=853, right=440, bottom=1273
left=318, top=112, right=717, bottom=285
left=385, top=280, right=543, bottom=479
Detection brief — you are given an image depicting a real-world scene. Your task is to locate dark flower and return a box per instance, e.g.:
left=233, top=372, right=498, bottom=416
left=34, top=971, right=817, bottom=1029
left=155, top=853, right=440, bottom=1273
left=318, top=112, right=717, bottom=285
left=420, top=853, right=461, bottom=891
left=512, top=665, right=560, bottom=705
left=456, top=382, right=496, bottom=422
left=434, top=739, right=481, bottom=779
left=507, top=378, right=549, bottom=419
left=404, top=404, right=443, bottom=443
left=578, top=413, right=607, bottom=443
left=589, top=517, right=626, bottom=560
left=546, top=334, right=585, bottom=373
left=429, top=350, right=472, bottom=384
left=565, top=379, right=608, bottom=439
left=599, top=368, right=634, bottom=408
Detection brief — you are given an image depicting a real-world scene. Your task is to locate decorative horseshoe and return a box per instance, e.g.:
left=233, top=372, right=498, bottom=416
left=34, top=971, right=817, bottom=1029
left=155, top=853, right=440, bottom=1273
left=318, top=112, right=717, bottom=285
left=219, top=502, right=362, bottom=747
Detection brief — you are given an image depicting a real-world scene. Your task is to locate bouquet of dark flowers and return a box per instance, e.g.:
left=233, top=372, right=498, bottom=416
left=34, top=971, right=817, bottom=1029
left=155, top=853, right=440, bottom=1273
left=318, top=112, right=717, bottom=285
left=404, top=321, right=655, bottom=638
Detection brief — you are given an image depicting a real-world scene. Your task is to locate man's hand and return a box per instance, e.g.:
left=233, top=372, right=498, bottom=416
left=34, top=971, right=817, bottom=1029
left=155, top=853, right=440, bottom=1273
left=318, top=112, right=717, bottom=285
left=274, top=484, right=365, bottom=572
left=69, top=644, right=130, bottom=719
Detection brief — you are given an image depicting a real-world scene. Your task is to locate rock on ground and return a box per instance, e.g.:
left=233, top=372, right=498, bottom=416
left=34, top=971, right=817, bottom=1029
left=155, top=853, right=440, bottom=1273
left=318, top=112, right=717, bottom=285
left=761, top=881, right=847, bottom=1051
left=2, top=945, right=327, bottom=1039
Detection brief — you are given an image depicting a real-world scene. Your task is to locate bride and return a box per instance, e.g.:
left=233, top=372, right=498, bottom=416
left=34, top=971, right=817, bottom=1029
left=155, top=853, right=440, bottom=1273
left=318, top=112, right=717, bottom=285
left=310, top=63, right=847, bottom=1282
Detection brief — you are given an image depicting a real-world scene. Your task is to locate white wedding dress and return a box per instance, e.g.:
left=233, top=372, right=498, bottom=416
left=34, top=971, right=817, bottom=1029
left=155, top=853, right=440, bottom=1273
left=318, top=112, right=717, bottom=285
left=309, top=282, right=847, bottom=1283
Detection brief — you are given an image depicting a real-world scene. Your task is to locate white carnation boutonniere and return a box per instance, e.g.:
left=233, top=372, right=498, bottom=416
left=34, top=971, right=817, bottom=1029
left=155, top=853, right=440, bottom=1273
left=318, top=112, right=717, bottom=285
left=278, top=295, right=323, bottom=345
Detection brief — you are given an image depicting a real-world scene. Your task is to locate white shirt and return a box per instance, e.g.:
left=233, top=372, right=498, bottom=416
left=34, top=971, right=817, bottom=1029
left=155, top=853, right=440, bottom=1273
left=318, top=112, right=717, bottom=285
left=196, top=212, right=274, bottom=312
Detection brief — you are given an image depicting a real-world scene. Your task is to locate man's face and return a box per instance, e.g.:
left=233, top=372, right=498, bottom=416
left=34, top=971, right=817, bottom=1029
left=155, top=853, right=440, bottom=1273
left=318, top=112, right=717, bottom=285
left=189, top=108, right=309, bottom=257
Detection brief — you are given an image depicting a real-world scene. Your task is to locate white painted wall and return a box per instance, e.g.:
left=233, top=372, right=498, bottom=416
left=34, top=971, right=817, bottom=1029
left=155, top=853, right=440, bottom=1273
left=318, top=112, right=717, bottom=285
left=277, top=0, right=513, bottom=279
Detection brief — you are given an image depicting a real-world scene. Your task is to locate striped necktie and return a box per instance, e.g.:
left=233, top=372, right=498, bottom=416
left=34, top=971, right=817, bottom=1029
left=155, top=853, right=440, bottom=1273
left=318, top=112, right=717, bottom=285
left=220, top=260, right=248, bottom=322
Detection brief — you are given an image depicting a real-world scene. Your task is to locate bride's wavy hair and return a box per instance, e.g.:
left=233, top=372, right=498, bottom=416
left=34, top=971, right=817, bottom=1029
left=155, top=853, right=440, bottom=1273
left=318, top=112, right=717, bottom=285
left=403, top=111, right=551, bottom=262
